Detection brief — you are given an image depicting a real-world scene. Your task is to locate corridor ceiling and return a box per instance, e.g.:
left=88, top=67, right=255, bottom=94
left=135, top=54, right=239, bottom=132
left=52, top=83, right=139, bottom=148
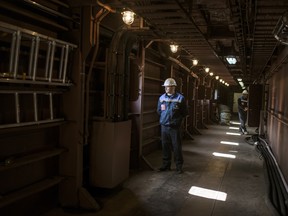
left=91, top=0, right=288, bottom=87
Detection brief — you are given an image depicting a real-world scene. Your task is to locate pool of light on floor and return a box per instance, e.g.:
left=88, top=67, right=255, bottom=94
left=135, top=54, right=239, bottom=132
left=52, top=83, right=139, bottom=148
left=188, top=186, right=227, bottom=201
left=220, top=141, right=239, bottom=146
left=213, top=152, right=236, bottom=159
left=230, top=121, right=241, bottom=125
left=226, top=132, right=241, bottom=136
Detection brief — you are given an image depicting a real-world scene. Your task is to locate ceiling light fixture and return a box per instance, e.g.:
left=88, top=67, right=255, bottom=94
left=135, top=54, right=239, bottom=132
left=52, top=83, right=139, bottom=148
left=122, top=11, right=135, bottom=25
left=192, top=59, right=198, bottom=66
left=170, top=44, right=179, bottom=53
left=204, top=67, right=210, bottom=73
left=226, top=56, right=237, bottom=65
left=215, top=76, right=219, bottom=80
left=209, top=72, right=213, bottom=76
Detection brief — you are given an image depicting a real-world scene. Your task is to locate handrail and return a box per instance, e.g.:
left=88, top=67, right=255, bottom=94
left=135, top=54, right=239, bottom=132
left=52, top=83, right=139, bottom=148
left=0, top=20, right=77, bottom=86
left=0, top=21, right=77, bottom=48
left=0, top=118, right=65, bottom=129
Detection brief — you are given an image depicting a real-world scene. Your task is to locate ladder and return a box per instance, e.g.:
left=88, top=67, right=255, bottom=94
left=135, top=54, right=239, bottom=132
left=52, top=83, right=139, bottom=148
left=0, top=21, right=77, bottom=128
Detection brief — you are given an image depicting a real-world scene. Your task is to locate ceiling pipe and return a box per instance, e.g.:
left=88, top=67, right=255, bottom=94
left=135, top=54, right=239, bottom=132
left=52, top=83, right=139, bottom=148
left=174, top=0, right=232, bottom=82
left=23, top=0, right=74, bottom=20
left=96, top=0, right=117, bottom=13
left=168, top=56, right=198, bottom=79
left=84, top=8, right=109, bottom=145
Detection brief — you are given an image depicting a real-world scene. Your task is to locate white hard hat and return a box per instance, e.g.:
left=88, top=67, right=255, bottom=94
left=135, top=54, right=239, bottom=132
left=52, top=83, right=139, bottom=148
left=162, top=78, right=177, bottom=86
left=242, top=90, right=248, bottom=94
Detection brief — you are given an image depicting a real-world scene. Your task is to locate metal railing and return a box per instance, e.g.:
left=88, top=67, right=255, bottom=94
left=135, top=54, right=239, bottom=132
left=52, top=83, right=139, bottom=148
left=0, top=90, right=64, bottom=129
left=0, top=21, right=77, bottom=128
left=0, top=21, right=77, bottom=86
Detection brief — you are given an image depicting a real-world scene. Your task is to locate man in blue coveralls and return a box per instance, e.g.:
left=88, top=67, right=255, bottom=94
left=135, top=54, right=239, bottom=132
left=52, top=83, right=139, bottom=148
left=157, top=78, right=187, bottom=174
left=238, top=89, right=249, bottom=134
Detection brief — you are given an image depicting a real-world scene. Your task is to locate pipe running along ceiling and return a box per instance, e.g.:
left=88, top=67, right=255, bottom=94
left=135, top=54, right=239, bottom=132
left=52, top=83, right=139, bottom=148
left=90, top=0, right=288, bottom=87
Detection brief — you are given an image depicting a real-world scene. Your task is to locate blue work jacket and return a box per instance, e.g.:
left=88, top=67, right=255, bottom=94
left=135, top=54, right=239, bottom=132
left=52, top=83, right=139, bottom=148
left=238, top=96, right=248, bottom=115
left=157, top=92, right=187, bottom=127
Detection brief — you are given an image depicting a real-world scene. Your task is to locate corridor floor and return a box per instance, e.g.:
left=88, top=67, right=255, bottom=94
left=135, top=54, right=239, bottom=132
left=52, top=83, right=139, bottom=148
left=43, top=121, right=273, bottom=216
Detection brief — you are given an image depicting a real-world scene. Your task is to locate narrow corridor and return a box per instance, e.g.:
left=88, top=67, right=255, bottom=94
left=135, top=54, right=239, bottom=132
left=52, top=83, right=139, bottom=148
left=43, top=119, right=272, bottom=216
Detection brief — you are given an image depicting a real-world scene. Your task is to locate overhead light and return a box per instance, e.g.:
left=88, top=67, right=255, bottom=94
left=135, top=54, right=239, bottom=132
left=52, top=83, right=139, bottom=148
left=170, top=44, right=179, bottom=53
left=226, top=56, right=237, bottom=65
left=122, top=11, right=135, bottom=25
left=237, top=78, right=242, bottom=81
left=192, top=59, right=198, bottom=66
left=209, top=72, right=213, bottom=76
left=204, top=67, right=210, bottom=73
left=215, top=76, right=219, bottom=80
left=219, top=79, right=223, bottom=82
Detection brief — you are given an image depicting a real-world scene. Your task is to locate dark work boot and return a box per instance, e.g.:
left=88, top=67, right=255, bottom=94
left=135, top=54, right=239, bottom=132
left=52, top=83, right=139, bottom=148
left=157, top=165, right=171, bottom=172
left=176, top=167, right=183, bottom=174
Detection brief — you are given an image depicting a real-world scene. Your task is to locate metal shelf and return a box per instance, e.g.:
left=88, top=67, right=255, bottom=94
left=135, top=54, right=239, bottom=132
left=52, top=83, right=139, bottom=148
left=0, top=75, right=73, bottom=86
left=0, top=148, right=67, bottom=172
left=143, top=109, right=157, bottom=115
left=0, top=176, right=64, bottom=208
left=144, top=93, right=161, bottom=96
left=0, top=119, right=66, bottom=135
left=143, top=137, right=161, bottom=146
left=143, top=122, right=160, bottom=130
left=144, top=76, right=163, bottom=82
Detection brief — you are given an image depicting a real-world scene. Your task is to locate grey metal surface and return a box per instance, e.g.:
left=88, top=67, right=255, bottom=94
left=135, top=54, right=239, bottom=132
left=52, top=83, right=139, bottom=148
left=42, top=122, right=272, bottom=216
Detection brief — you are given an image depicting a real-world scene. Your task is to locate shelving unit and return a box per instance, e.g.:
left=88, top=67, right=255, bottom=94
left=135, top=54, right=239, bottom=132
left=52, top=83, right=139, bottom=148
left=0, top=21, right=76, bottom=86
left=0, top=20, right=76, bottom=212
left=0, top=148, right=66, bottom=172
left=0, top=176, right=64, bottom=208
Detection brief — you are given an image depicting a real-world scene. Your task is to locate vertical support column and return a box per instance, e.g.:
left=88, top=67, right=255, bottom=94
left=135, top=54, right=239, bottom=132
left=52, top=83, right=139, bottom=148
left=32, top=36, right=40, bottom=80
left=45, top=41, right=52, bottom=79
left=13, top=31, right=21, bottom=78
left=48, top=41, right=56, bottom=82
left=184, top=74, right=193, bottom=139
left=103, top=49, right=108, bottom=118
left=62, top=45, right=69, bottom=83
left=28, top=37, right=36, bottom=77
left=9, top=31, right=17, bottom=74
left=59, top=45, right=65, bottom=80
left=49, top=93, right=54, bottom=120
left=139, top=43, right=145, bottom=158
left=33, top=92, right=38, bottom=122
left=15, top=92, right=20, bottom=123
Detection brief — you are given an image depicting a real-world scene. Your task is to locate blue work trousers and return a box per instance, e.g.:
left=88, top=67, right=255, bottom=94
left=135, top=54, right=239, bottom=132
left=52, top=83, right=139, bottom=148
left=161, top=125, right=183, bottom=169
left=238, top=111, right=247, bottom=132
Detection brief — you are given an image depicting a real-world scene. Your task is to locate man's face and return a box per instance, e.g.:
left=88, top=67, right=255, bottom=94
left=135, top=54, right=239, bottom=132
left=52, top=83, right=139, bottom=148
left=243, top=94, right=248, bottom=99
left=165, top=86, right=175, bottom=95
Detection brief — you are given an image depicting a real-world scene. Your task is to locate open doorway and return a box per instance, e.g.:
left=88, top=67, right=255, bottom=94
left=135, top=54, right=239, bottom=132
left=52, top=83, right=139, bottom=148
left=233, top=92, right=242, bottom=113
